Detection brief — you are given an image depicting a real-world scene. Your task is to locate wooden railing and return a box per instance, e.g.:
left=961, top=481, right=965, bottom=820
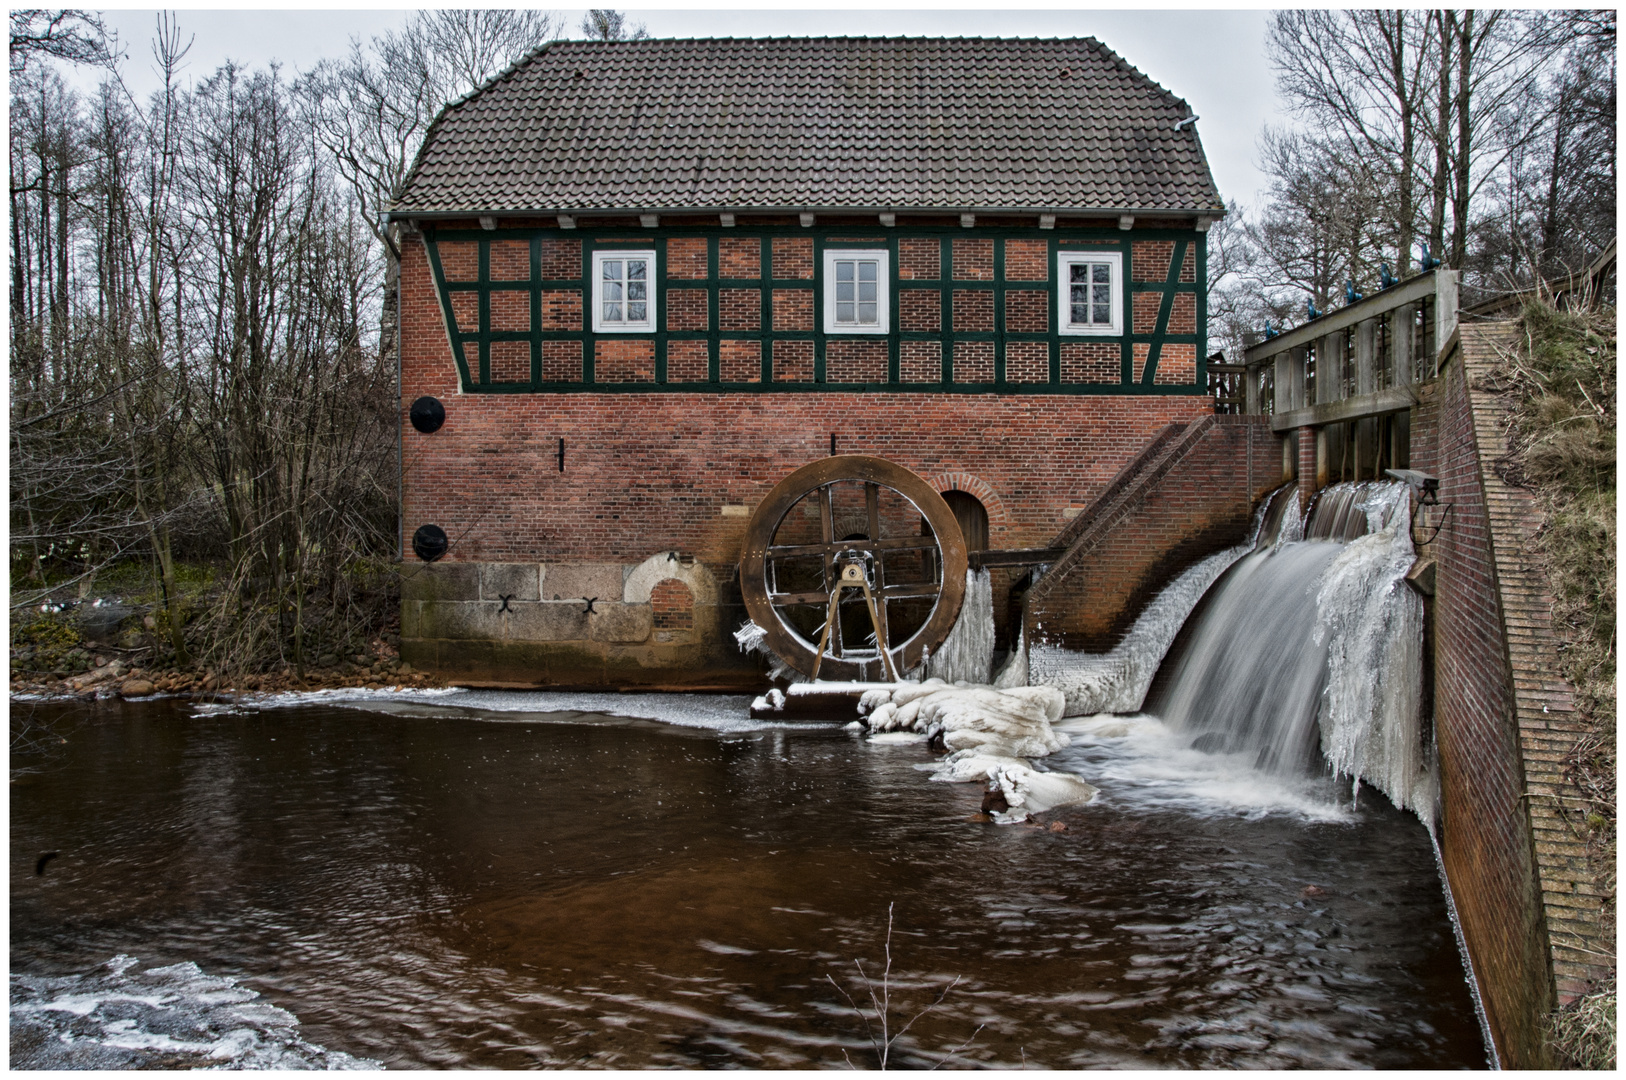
left=1242, top=269, right=1459, bottom=432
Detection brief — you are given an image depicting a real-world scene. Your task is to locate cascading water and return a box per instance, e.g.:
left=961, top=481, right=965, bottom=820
left=1150, top=481, right=1437, bottom=827
left=1024, top=488, right=1293, bottom=717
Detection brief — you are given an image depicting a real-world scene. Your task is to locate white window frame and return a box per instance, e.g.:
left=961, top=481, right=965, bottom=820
left=822, top=248, right=890, bottom=334
left=1057, top=250, right=1123, bottom=336
left=591, top=249, right=657, bottom=333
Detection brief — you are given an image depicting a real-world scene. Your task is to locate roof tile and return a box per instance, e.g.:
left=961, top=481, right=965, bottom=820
left=396, top=37, right=1222, bottom=215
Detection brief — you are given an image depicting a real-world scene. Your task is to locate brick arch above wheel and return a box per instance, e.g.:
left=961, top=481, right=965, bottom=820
left=922, top=471, right=1007, bottom=532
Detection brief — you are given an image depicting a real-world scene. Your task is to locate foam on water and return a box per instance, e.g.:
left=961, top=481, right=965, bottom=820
left=10, top=955, right=379, bottom=1070
left=1051, top=713, right=1354, bottom=823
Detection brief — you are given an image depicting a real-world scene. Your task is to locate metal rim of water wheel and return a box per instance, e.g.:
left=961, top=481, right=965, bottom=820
left=739, top=455, right=968, bottom=682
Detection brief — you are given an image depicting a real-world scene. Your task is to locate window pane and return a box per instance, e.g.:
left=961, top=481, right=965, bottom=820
left=837, top=262, right=854, bottom=282
left=858, top=281, right=876, bottom=303
left=1093, top=302, right=1109, bottom=324
left=603, top=260, right=622, bottom=280
left=604, top=282, right=623, bottom=302
left=628, top=281, right=646, bottom=301
left=628, top=302, right=646, bottom=321
left=605, top=302, right=622, bottom=321
left=1071, top=284, right=1087, bottom=306
left=858, top=261, right=876, bottom=282
left=1071, top=302, right=1089, bottom=324
left=859, top=302, right=877, bottom=323
left=1092, top=263, right=1110, bottom=284
left=1070, top=264, right=1088, bottom=283
left=836, top=281, right=854, bottom=303
left=837, top=301, right=855, bottom=322
left=628, top=260, right=647, bottom=280
left=1092, top=284, right=1110, bottom=305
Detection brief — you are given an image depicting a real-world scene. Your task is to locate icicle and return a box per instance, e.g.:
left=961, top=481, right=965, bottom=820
left=923, top=568, right=994, bottom=685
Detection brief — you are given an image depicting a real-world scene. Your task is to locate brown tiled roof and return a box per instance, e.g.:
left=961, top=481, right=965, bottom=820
left=393, top=37, right=1223, bottom=216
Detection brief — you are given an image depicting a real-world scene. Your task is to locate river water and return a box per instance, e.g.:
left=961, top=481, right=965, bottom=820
left=11, top=689, right=1486, bottom=1069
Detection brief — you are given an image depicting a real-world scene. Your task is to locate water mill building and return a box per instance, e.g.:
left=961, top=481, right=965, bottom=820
left=389, top=35, right=1236, bottom=687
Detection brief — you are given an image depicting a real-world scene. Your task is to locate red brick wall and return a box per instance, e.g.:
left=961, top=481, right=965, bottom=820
left=1061, top=342, right=1119, bottom=383
left=771, top=237, right=813, bottom=279
left=1004, top=239, right=1048, bottom=281
left=403, top=239, right=1214, bottom=568
left=771, top=289, right=813, bottom=331
left=900, top=341, right=940, bottom=382
left=952, top=289, right=994, bottom=332
left=898, top=237, right=939, bottom=279
left=1005, top=290, right=1048, bottom=332
left=491, top=239, right=530, bottom=279
left=666, top=289, right=708, bottom=330
left=952, top=238, right=993, bottom=280
left=718, top=236, right=760, bottom=278
left=898, top=289, right=941, bottom=332
left=666, top=237, right=707, bottom=278
left=718, top=288, right=760, bottom=331
left=539, top=239, right=581, bottom=278
left=651, top=578, right=695, bottom=630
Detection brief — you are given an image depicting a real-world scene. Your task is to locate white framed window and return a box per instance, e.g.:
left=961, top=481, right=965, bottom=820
left=592, top=249, right=657, bottom=332
left=1058, top=250, right=1122, bottom=336
left=823, top=249, right=889, bottom=334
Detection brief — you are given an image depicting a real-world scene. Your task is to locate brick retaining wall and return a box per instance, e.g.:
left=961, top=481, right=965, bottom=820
left=1416, top=319, right=1610, bottom=1067
left=1023, top=414, right=1286, bottom=651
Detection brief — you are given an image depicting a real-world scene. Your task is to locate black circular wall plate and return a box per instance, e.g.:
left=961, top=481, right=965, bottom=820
left=412, top=524, right=449, bottom=562
left=409, top=396, right=446, bottom=434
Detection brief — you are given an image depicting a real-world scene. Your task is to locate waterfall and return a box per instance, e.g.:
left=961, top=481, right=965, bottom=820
left=1024, top=487, right=1290, bottom=717
left=1153, top=481, right=1436, bottom=827
left=921, top=568, right=994, bottom=685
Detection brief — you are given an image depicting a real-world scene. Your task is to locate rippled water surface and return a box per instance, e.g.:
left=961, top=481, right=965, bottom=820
left=11, top=693, right=1486, bottom=1068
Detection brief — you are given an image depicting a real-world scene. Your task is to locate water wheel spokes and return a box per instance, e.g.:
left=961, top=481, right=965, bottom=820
left=740, top=455, right=968, bottom=682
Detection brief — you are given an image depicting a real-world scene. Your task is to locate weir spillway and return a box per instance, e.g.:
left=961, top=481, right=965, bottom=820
left=1147, top=481, right=1436, bottom=827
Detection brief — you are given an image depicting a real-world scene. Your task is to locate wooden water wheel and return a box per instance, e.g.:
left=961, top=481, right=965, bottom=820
left=739, top=455, right=968, bottom=681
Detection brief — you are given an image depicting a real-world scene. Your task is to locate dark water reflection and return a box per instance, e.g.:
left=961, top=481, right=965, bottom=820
left=11, top=697, right=1486, bottom=1068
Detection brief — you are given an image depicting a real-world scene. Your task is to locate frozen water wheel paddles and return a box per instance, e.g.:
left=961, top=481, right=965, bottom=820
left=739, top=455, right=968, bottom=682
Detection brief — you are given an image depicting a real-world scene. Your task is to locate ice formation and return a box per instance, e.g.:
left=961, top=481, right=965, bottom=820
left=1312, top=484, right=1437, bottom=825
left=10, top=955, right=380, bottom=1070
left=921, top=568, right=994, bottom=685
left=1022, top=489, right=1291, bottom=717
left=856, top=678, right=1096, bottom=823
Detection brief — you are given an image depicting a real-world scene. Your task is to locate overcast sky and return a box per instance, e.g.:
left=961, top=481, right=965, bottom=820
left=70, top=6, right=1282, bottom=210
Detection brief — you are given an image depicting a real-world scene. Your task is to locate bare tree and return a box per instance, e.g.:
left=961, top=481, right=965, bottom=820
left=1269, top=10, right=1433, bottom=275
left=9, top=9, right=116, bottom=74
left=580, top=9, right=648, bottom=42
left=10, top=16, right=399, bottom=676
left=303, top=8, right=561, bottom=259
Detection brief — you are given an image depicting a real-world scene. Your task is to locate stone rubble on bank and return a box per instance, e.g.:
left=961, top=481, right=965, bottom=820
left=852, top=678, right=1098, bottom=823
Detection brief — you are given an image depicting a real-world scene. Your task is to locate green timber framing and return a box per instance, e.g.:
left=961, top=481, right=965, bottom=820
left=421, top=223, right=1208, bottom=395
